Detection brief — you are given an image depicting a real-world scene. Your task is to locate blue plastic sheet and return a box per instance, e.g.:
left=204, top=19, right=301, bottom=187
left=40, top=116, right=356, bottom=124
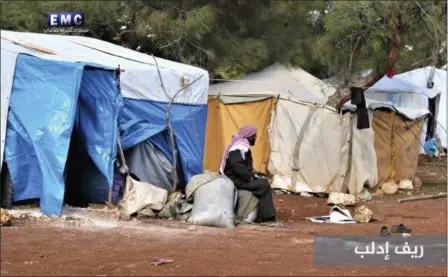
left=75, top=68, right=122, bottom=200
left=119, top=99, right=207, bottom=184
left=5, top=55, right=84, bottom=215
left=5, top=55, right=119, bottom=215
left=423, top=138, right=437, bottom=157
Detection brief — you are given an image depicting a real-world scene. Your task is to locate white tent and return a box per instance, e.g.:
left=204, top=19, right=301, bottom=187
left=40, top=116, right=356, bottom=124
left=210, top=62, right=336, bottom=104
left=364, top=66, right=446, bottom=149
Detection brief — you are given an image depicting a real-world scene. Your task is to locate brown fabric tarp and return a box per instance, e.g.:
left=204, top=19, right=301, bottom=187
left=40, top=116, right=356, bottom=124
left=203, top=97, right=275, bottom=174
left=372, top=111, right=424, bottom=185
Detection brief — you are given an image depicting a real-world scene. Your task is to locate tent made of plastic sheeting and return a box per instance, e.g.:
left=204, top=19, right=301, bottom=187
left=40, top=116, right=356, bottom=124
left=204, top=97, right=275, bottom=174
left=204, top=93, right=377, bottom=196
left=1, top=30, right=210, bottom=195
left=371, top=110, right=424, bottom=185
left=209, top=63, right=336, bottom=104
left=1, top=30, right=209, bottom=104
left=269, top=99, right=377, bottom=196
left=2, top=51, right=121, bottom=216
left=364, top=67, right=447, bottom=149
left=342, top=102, right=425, bottom=186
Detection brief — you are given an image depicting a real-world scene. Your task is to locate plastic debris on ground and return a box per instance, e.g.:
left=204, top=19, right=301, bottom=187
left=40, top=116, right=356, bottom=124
left=327, top=192, right=357, bottom=206
left=353, top=205, right=373, bottom=223
left=357, top=189, right=372, bottom=201
left=307, top=206, right=356, bottom=224
left=152, top=259, right=173, bottom=266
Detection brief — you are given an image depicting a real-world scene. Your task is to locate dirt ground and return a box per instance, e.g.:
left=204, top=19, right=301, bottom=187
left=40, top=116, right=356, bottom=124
left=1, top=188, right=447, bottom=276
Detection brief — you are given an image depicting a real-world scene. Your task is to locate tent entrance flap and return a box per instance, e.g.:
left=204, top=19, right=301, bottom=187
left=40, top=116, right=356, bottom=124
left=5, top=54, right=120, bottom=214
left=4, top=55, right=84, bottom=216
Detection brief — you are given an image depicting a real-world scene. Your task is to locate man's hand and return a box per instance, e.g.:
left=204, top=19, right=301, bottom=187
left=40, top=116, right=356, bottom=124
left=253, top=170, right=267, bottom=178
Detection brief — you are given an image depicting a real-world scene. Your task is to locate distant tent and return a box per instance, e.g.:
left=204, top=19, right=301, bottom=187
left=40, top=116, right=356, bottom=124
left=210, top=62, right=336, bottom=104
left=365, top=66, right=446, bottom=149
left=205, top=65, right=376, bottom=196
left=342, top=66, right=447, bottom=186
left=1, top=30, right=209, bottom=215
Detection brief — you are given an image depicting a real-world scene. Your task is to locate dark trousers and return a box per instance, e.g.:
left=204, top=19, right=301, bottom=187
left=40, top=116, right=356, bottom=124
left=236, top=178, right=276, bottom=222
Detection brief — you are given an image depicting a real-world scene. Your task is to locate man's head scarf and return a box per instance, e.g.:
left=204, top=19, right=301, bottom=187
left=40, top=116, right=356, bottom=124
left=219, top=124, right=257, bottom=174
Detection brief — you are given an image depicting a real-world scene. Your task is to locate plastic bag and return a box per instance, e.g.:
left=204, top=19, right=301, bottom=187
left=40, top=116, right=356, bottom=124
left=188, top=177, right=236, bottom=228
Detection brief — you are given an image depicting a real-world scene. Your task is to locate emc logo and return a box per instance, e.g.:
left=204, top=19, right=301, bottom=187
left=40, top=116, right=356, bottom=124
left=47, top=12, right=84, bottom=27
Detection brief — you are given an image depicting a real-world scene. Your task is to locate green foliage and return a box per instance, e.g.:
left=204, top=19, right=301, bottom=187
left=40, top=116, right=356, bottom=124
left=315, top=0, right=447, bottom=83
left=1, top=0, right=446, bottom=82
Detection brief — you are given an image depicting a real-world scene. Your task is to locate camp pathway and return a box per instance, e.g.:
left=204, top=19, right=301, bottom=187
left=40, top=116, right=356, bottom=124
left=1, top=194, right=446, bottom=276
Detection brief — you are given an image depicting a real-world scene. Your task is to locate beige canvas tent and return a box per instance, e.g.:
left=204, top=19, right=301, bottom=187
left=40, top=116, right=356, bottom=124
left=371, top=111, right=424, bottom=185
left=204, top=64, right=377, bottom=196
left=340, top=68, right=444, bottom=186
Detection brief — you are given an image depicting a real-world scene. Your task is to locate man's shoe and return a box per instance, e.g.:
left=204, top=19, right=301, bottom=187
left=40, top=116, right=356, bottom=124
left=380, top=226, right=390, bottom=237
left=391, top=223, right=412, bottom=234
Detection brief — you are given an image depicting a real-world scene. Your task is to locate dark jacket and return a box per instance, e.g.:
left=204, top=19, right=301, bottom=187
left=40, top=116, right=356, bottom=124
left=223, top=149, right=253, bottom=187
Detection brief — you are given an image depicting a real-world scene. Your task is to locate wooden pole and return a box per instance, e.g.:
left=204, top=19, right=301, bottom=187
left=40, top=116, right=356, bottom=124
left=398, top=193, right=447, bottom=203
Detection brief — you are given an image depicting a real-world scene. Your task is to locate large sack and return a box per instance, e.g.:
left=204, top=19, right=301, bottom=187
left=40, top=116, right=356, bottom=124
left=119, top=176, right=168, bottom=220
left=188, top=177, right=236, bottom=228
left=185, top=171, right=221, bottom=200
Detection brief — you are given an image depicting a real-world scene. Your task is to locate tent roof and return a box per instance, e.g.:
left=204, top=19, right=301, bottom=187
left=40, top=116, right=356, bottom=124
left=1, top=30, right=209, bottom=105
left=366, top=66, right=446, bottom=98
left=209, top=62, right=336, bottom=104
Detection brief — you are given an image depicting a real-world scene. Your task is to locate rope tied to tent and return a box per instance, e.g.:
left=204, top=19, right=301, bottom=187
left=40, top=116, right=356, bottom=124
left=152, top=55, right=204, bottom=195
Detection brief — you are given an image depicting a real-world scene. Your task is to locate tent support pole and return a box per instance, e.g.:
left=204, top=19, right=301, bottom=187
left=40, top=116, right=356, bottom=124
left=152, top=55, right=204, bottom=195
left=108, top=65, right=126, bottom=208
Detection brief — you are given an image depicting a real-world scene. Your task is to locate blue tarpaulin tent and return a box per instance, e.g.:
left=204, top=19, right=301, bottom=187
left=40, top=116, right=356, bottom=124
left=1, top=30, right=209, bottom=215
left=4, top=54, right=121, bottom=215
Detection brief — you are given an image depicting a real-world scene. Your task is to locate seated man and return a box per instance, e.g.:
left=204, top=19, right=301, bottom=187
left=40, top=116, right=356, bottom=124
left=219, top=124, right=276, bottom=223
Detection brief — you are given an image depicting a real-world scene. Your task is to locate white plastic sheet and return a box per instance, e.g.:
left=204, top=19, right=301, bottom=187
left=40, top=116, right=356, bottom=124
left=1, top=30, right=209, bottom=105
left=0, top=49, right=17, bottom=170
left=364, top=67, right=446, bottom=148
left=269, top=99, right=352, bottom=193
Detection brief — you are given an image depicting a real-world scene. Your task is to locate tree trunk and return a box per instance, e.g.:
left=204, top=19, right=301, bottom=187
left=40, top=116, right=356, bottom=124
left=328, top=28, right=402, bottom=111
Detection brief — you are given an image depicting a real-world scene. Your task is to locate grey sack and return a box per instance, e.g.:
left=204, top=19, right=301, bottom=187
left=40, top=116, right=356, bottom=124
left=188, top=177, right=236, bottom=228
